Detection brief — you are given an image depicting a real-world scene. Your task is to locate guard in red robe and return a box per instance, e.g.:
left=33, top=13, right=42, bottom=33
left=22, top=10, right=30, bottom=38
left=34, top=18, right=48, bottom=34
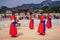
left=29, top=12, right=34, bottom=29
left=37, top=12, right=46, bottom=35
left=9, top=12, right=17, bottom=37
left=46, top=13, right=52, bottom=28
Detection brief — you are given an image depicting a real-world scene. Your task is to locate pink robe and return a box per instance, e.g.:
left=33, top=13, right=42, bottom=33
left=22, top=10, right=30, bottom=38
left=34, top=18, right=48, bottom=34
left=29, top=15, right=34, bottom=29
left=37, top=15, right=45, bottom=34
left=9, top=15, right=17, bottom=36
left=46, top=13, right=52, bottom=28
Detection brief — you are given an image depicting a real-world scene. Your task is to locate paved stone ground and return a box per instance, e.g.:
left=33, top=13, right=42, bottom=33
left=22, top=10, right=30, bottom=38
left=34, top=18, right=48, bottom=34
left=0, top=19, right=60, bottom=40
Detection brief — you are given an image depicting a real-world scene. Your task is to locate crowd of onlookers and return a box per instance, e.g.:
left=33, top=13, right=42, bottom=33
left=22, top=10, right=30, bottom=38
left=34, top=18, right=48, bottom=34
left=53, top=15, right=60, bottom=19
left=17, top=14, right=60, bottom=20
left=0, top=14, right=10, bottom=18
left=0, top=14, right=10, bottom=21
left=0, top=14, right=60, bottom=21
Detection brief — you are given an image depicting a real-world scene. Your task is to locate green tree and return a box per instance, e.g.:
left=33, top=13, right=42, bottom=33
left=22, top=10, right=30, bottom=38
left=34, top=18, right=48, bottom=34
left=43, top=6, right=49, bottom=13
left=52, top=6, right=60, bottom=13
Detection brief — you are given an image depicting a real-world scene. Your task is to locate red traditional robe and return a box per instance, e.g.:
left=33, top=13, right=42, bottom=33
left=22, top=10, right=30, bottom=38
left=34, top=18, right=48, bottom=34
left=29, top=14, right=34, bottom=29
left=37, top=14, right=45, bottom=35
left=46, top=13, right=52, bottom=28
left=9, top=14, right=17, bottom=36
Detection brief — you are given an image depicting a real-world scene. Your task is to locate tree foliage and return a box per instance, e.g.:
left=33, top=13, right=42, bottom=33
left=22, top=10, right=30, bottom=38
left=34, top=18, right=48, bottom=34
left=43, top=6, right=60, bottom=13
